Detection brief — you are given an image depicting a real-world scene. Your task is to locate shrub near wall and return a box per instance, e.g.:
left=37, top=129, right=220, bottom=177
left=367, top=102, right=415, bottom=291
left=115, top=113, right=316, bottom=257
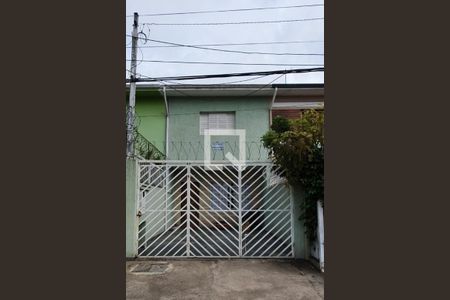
left=262, top=110, right=324, bottom=241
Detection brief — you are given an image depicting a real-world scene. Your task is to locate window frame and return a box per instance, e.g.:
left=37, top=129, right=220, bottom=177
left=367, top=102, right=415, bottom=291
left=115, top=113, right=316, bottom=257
left=199, top=111, right=236, bottom=135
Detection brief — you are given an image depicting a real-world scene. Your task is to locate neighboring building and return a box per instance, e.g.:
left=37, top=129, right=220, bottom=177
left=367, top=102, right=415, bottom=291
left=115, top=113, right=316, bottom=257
left=126, top=83, right=324, bottom=260
left=270, top=84, right=324, bottom=121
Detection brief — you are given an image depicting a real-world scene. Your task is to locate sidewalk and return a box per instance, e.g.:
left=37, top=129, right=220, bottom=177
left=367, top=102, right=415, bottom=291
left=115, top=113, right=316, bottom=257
left=126, top=259, right=323, bottom=300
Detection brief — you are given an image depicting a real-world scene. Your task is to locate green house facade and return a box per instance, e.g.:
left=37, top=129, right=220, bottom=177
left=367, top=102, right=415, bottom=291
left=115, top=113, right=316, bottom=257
left=126, top=84, right=324, bottom=260
left=166, top=87, right=272, bottom=161
left=126, top=87, right=166, bottom=157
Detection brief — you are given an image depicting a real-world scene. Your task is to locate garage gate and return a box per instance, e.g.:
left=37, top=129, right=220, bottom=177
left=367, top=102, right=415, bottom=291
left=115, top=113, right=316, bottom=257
left=137, top=160, right=294, bottom=258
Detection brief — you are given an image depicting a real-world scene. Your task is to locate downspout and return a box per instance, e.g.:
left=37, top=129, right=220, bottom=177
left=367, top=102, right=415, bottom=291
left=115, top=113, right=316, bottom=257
left=163, top=86, right=169, bottom=157
left=267, top=87, right=278, bottom=162
left=163, top=86, right=169, bottom=231
left=269, top=87, right=278, bottom=126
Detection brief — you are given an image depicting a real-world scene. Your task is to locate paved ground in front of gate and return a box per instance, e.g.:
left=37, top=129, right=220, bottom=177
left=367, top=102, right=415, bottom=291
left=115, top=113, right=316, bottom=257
left=126, top=259, right=323, bottom=300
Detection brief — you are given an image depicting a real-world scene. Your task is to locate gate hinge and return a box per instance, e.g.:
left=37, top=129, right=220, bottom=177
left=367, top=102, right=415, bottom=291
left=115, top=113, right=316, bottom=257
left=136, top=211, right=142, bottom=217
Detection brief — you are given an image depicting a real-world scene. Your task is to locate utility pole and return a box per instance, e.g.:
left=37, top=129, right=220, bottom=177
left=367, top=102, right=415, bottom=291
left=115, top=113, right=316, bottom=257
left=127, top=12, right=139, bottom=157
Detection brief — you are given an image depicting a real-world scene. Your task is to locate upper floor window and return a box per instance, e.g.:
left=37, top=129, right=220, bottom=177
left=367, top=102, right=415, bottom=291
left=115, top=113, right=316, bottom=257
left=199, top=112, right=235, bottom=135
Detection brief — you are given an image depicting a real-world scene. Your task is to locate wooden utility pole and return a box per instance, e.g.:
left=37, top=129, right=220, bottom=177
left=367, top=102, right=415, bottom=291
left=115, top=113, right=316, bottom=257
left=127, top=12, right=139, bottom=157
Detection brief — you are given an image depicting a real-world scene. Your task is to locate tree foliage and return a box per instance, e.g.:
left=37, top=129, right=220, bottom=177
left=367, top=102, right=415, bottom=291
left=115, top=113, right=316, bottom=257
left=262, top=110, right=324, bottom=241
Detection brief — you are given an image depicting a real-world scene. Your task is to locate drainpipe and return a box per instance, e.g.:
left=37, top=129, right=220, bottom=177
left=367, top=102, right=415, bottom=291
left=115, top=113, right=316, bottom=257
left=163, top=86, right=169, bottom=156
left=317, top=200, right=325, bottom=272
left=269, top=87, right=278, bottom=126
left=267, top=87, right=278, bottom=161
left=163, top=87, right=169, bottom=231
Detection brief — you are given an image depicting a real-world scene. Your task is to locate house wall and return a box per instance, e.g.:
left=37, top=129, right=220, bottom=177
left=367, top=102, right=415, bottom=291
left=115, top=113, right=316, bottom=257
left=272, top=109, right=302, bottom=120
left=127, top=89, right=166, bottom=154
left=126, top=158, right=137, bottom=258
left=126, top=90, right=312, bottom=259
left=275, top=95, right=324, bottom=103
left=168, top=97, right=270, bottom=161
left=271, top=93, right=324, bottom=122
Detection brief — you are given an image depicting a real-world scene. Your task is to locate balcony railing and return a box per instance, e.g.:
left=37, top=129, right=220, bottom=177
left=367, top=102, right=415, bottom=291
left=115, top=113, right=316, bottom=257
left=128, top=135, right=269, bottom=161
left=154, top=141, right=269, bottom=161
left=133, top=131, right=165, bottom=160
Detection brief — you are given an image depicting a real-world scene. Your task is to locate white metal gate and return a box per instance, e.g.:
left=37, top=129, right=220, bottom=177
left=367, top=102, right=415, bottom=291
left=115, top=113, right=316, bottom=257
left=137, top=160, right=294, bottom=258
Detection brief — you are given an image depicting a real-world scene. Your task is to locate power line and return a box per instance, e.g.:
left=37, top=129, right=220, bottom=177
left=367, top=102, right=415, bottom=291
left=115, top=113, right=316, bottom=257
left=126, top=67, right=324, bottom=83
left=126, top=36, right=324, bottom=56
left=125, top=59, right=323, bottom=67
left=207, top=74, right=273, bottom=85
left=127, top=69, right=322, bottom=100
left=128, top=69, right=197, bottom=97
left=126, top=40, right=324, bottom=48
left=140, top=72, right=277, bottom=85
left=243, top=74, right=286, bottom=97
left=129, top=71, right=289, bottom=99
left=159, top=80, right=192, bottom=97
left=142, top=17, right=324, bottom=26
left=126, top=4, right=323, bottom=17
left=139, top=70, right=277, bottom=86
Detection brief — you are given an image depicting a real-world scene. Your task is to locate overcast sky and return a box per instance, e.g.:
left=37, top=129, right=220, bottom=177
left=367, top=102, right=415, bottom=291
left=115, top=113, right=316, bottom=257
left=126, top=0, right=324, bottom=85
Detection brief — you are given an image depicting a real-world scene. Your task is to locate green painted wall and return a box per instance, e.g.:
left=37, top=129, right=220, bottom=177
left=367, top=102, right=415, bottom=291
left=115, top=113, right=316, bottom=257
left=168, top=97, right=270, bottom=160
left=126, top=158, right=137, bottom=258
left=127, top=89, right=166, bottom=154
left=126, top=90, right=165, bottom=258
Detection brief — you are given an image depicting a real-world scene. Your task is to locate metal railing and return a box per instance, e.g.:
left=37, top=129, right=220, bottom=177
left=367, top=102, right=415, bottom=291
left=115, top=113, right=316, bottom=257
left=137, top=140, right=269, bottom=161
left=127, top=132, right=269, bottom=161
left=133, top=131, right=166, bottom=160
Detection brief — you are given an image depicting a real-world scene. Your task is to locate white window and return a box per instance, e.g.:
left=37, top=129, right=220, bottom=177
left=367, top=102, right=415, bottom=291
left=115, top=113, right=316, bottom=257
left=200, top=112, right=235, bottom=135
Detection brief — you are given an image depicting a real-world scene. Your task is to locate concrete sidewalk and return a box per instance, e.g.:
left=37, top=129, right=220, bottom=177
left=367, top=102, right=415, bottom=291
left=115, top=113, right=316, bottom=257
left=126, top=259, right=323, bottom=300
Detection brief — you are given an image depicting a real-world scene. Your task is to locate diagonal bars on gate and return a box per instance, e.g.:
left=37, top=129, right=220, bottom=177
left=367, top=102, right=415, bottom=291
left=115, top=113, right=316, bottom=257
left=136, top=160, right=294, bottom=258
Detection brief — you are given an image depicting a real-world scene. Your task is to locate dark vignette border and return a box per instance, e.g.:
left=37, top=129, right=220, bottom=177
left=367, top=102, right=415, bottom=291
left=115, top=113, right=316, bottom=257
left=326, top=0, right=450, bottom=299
left=1, top=0, right=450, bottom=299
left=1, top=0, right=125, bottom=299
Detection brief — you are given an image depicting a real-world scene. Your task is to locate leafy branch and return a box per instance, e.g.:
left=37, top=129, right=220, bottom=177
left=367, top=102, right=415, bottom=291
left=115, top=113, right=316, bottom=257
left=262, top=110, right=324, bottom=241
